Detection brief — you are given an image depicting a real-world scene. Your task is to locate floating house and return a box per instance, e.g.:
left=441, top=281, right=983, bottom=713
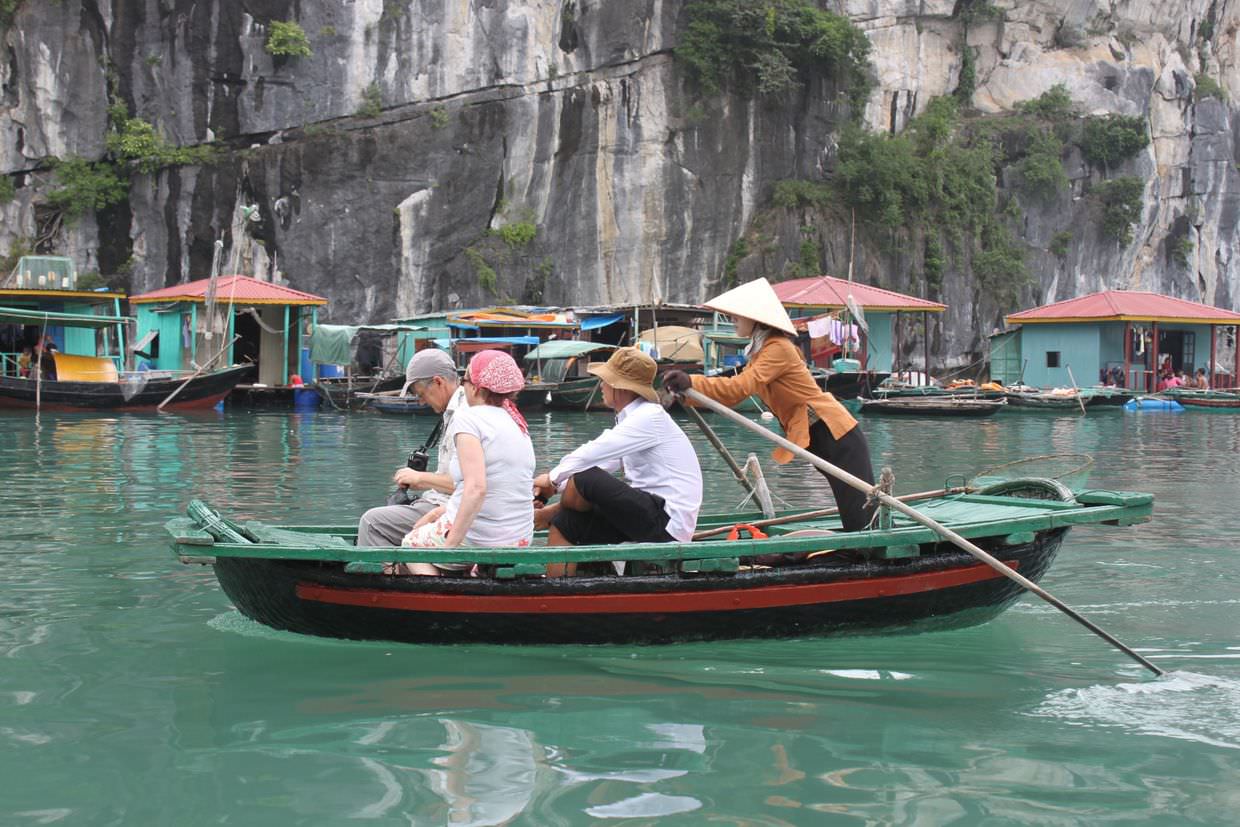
left=129, top=275, right=327, bottom=387
left=772, top=276, right=947, bottom=375
left=994, top=290, right=1240, bottom=391
left=1, top=256, right=127, bottom=375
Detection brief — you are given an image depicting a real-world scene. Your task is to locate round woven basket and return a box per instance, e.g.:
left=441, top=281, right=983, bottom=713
left=968, top=453, right=1094, bottom=492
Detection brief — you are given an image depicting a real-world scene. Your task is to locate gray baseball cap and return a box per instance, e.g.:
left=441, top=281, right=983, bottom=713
left=405, top=348, right=457, bottom=383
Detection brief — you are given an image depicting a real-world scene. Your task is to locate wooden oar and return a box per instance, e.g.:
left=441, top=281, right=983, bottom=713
left=157, top=335, right=240, bottom=411
left=679, top=402, right=769, bottom=515
left=691, top=485, right=968, bottom=540
left=683, top=388, right=1165, bottom=677
left=1066, top=365, right=1088, bottom=415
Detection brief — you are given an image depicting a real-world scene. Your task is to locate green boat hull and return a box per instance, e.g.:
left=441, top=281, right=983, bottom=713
left=169, top=483, right=1153, bottom=646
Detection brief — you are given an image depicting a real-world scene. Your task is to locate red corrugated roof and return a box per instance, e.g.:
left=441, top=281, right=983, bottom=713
left=130, top=275, right=327, bottom=305
left=773, top=276, right=946, bottom=312
left=1006, top=291, right=1240, bottom=324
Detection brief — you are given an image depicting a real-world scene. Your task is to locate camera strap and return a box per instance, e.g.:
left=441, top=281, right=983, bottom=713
left=419, top=419, right=443, bottom=452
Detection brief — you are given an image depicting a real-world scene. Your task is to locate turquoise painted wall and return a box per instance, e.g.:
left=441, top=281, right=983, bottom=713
left=989, top=331, right=1022, bottom=384
left=1017, top=325, right=1101, bottom=388
left=866, top=312, right=893, bottom=372
left=135, top=306, right=187, bottom=371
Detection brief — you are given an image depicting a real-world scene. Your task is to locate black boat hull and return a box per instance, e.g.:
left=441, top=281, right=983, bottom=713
left=211, top=529, right=1066, bottom=645
left=0, top=364, right=252, bottom=411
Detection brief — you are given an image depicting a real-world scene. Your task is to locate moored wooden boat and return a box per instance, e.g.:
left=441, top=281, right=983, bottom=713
left=858, top=396, right=1006, bottom=417
left=311, top=375, right=404, bottom=410
left=1159, top=388, right=1240, bottom=409
left=168, top=480, right=1152, bottom=646
left=0, top=363, right=252, bottom=411
left=1004, top=389, right=1085, bottom=409
left=1083, top=387, right=1134, bottom=407
left=356, top=389, right=434, bottom=415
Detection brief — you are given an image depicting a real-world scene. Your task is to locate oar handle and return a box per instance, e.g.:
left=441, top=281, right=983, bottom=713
left=682, top=388, right=1164, bottom=677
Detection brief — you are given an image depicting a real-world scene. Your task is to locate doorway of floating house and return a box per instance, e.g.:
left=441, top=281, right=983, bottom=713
left=233, top=310, right=261, bottom=372
left=1158, top=329, right=1194, bottom=373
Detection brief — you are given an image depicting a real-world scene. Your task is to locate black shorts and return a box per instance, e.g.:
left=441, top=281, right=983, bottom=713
left=552, top=466, right=676, bottom=545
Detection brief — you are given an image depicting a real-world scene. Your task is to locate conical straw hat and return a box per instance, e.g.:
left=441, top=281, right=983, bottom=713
left=705, top=277, right=797, bottom=335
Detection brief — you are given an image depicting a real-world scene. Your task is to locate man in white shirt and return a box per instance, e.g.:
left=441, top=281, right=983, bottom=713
left=356, top=349, right=466, bottom=546
left=533, top=347, right=703, bottom=547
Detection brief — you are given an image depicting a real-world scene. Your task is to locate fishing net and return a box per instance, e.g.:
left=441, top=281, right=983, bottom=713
left=968, top=453, right=1094, bottom=492
left=118, top=371, right=151, bottom=401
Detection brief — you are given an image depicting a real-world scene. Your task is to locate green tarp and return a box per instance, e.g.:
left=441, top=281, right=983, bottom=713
left=308, top=324, right=357, bottom=365
left=0, top=305, right=131, bottom=329
left=523, top=340, right=615, bottom=361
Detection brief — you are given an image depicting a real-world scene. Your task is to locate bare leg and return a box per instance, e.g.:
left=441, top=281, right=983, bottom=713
left=560, top=476, right=592, bottom=512
left=544, top=525, right=577, bottom=576
left=383, top=561, right=442, bottom=576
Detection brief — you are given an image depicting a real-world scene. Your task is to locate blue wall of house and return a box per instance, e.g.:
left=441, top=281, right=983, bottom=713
left=1017, top=325, right=1101, bottom=388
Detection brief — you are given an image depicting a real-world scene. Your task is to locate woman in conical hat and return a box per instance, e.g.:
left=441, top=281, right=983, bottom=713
left=663, top=278, right=876, bottom=531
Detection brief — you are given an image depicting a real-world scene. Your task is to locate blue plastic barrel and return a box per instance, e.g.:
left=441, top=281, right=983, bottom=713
left=1124, top=397, right=1184, bottom=411
left=317, top=363, right=344, bottom=379
left=293, top=388, right=321, bottom=409
left=299, top=347, right=313, bottom=382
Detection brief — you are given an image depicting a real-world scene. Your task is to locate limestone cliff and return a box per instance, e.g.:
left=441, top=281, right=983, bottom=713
left=1, top=0, right=1237, bottom=367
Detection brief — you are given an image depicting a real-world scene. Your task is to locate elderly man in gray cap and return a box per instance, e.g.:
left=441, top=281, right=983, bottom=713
left=356, top=348, right=465, bottom=546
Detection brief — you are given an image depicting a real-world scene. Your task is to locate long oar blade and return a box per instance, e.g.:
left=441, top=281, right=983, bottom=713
left=682, top=388, right=1164, bottom=677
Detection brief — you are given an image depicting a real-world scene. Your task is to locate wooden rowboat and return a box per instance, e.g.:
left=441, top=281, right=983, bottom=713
left=1004, top=389, right=1085, bottom=409
left=355, top=389, right=434, bottom=415
left=0, top=363, right=252, bottom=411
left=1159, top=388, right=1240, bottom=409
left=858, top=397, right=1006, bottom=417
left=168, top=480, right=1152, bottom=646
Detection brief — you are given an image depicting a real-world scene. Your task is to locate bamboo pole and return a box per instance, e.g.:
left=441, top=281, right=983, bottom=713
left=157, top=335, right=239, bottom=411
left=679, top=402, right=765, bottom=514
left=692, top=485, right=967, bottom=540
left=35, top=319, right=47, bottom=411
left=1066, top=365, right=1088, bottom=415
left=682, top=388, right=1165, bottom=677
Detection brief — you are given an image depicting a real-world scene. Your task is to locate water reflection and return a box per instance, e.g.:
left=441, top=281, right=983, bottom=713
left=2, top=408, right=1240, bottom=824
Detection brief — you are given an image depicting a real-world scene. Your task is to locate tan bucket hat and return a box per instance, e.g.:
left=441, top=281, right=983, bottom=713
left=705, top=277, right=797, bottom=336
left=588, top=347, right=659, bottom=402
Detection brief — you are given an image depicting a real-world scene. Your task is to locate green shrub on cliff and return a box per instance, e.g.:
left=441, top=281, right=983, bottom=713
left=1016, top=84, right=1074, bottom=120
left=1092, top=176, right=1145, bottom=244
left=106, top=115, right=215, bottom=173
left=1018, top=128, right=1068, bottom=201
left=676, top=0, right=871, bottom=107
left=0, top=174, right=14, bottom=204
left=1080, top=114, right=1149, bottom=169
left=495, top=221, right=537, bottom=248
left=266, top=21, right=313, bottom=58
left=1194, top=73, right=1225, bottom=101
left=46, top=158, right=128, bottom=219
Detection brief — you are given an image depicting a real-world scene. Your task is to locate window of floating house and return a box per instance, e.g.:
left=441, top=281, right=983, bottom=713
left=1046, top=351, right=1061, bottom=368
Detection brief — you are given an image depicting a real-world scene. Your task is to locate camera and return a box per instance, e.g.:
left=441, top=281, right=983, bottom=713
left=407, top=448, right=430, bottom=472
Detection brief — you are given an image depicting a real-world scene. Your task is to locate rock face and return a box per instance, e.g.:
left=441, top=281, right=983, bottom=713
left=1, top=0, right=1238, bottom=366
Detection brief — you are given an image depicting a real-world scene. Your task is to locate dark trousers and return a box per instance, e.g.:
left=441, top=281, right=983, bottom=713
left=807, top=420, right=876, bottom=531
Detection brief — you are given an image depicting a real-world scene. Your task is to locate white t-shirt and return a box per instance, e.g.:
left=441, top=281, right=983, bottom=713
left=420, top=385, right=467, bottom=508
left=445, top=404, right=536, bottom=547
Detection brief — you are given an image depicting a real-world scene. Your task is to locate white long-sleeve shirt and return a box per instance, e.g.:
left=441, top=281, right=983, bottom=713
left=549, top=398, right=703, bottom=541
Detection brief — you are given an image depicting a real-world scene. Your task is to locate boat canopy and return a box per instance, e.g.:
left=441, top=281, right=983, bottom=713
left=523, top=340, right=615, bottom=361
left=579, top=313, right=626, bottom=331
left=0, top=305, right=132, bottom=329
left=637, top=326, right=703, bottom=363
left=453, top=335, right=541, bottom=348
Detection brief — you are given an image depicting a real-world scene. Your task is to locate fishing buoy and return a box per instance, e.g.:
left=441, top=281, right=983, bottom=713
left=760, top=411, right=775, bottom=421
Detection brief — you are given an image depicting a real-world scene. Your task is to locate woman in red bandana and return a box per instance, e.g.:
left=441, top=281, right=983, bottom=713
left=390, top=349, right=536, bottom=575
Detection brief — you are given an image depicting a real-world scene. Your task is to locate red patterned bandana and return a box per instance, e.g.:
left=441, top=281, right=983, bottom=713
left=468, top=349, right=528, bottom=434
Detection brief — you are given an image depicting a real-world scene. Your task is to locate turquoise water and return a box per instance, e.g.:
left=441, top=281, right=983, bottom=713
left=2, top=406, right=1239, bottom=824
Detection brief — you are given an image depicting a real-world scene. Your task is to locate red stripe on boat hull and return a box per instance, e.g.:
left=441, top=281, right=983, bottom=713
left=295, top=562, right=1018, bottom=614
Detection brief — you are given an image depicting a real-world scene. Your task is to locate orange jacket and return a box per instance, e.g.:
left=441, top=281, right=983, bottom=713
left=690, top=335, right=858, bottom=464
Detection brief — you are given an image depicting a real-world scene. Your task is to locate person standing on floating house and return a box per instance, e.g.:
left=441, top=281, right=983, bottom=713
left=663, top=277, right=877, bottom=532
